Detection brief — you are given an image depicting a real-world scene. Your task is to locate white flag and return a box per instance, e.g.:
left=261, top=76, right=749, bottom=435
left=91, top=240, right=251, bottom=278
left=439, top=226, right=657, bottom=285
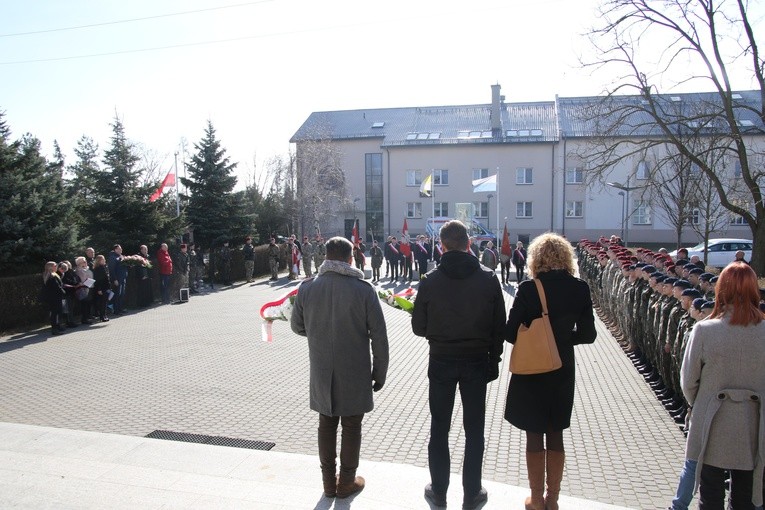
left=472, top=175, right=497, bottom=193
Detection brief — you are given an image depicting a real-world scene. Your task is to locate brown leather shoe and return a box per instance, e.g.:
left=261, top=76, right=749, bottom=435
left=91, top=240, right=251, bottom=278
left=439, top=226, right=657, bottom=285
left=336, top=474, right=365, bottom=498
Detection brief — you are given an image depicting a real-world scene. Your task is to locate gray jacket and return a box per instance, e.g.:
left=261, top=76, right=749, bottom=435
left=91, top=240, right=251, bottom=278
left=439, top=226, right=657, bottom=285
left=681, top=315, right=765, bottom=506
left=291, top=260, right=389, bottom=416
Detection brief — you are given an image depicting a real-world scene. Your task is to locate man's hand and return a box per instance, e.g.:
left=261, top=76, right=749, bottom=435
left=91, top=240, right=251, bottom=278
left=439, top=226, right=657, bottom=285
left=373, top=381, right=384, bottom=392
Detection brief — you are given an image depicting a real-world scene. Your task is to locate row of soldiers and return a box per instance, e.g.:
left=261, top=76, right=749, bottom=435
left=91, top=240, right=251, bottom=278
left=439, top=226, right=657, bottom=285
left=576, top=238, right=723, bottom=424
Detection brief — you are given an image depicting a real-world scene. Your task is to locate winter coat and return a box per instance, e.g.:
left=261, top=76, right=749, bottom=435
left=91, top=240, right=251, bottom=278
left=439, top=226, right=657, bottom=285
left=370, top=246, right=383, bottom=268
left=411, top=250, right=505, bottom=358
left=42, top=273, right=65, bottom=312
left=291, top=260, right=389, bottom=417
left=107, top=251, right=127, bottom=282
left=481, top=247, right=499, bottom=270
left=156, top=249, right=173, bottom=276
left=92, top=265, right=110, bottom=292
left=504, top=270, right=596, bottom=432
left=681, top=315, right=765, bottom=506
left=512, top=248, right=527, bottom=268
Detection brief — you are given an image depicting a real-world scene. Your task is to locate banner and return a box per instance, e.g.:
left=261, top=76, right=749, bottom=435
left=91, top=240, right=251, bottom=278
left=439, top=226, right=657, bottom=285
left=419, top=174, right=432, bottom=197
left=472, top=174, right=497, bottom=193
left=149, top=170, right=176, bottom=202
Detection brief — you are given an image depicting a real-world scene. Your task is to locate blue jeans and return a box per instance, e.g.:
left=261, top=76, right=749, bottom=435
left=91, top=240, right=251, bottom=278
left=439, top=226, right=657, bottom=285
left=671, top=459, right=697, bottom=510
left=428, top=354, right=488, bottom=499
left=160, top=274, right=171, bottom=304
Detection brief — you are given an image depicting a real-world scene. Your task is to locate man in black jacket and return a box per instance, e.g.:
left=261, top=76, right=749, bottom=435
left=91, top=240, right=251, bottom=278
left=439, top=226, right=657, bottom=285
left=411, top=220, right=506, bottom=510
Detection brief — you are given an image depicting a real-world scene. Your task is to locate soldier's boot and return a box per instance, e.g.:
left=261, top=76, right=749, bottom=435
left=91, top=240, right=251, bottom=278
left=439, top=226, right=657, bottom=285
left=524, top=451, right=545, bottom=510
left=544, top=450, right=565, bottom=510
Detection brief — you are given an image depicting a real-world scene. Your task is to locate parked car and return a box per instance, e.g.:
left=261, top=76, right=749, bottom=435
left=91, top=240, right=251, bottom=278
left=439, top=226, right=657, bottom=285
left=669, top=238, right=753, bottom=267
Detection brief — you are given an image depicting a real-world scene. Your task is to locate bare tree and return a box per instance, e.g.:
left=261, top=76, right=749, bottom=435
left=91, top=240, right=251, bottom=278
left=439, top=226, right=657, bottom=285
left=293, top=124, right=348, bottom=237
left=582, top=0, right=765, bottom=274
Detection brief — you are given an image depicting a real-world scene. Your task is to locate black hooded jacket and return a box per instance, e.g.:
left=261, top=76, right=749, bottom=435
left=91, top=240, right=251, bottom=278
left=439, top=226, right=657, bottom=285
left=412, top=250, right=506, bottom=358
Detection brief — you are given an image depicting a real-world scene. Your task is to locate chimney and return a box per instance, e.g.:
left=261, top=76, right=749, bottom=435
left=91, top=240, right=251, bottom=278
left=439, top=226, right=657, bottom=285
left=491, top=84, right=502, bottom=134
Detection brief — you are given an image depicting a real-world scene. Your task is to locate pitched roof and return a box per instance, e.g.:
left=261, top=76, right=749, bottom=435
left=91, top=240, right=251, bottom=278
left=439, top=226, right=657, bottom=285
left=291, top=90, right=763, bottom=144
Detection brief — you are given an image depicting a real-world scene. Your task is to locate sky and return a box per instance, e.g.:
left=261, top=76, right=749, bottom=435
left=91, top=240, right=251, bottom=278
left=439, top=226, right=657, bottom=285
left=0, top=0, right=761, bottom=189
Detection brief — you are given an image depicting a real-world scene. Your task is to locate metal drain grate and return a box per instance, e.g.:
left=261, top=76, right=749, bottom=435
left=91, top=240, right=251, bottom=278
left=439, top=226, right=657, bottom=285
left=145, top=430, right=275, bottom=451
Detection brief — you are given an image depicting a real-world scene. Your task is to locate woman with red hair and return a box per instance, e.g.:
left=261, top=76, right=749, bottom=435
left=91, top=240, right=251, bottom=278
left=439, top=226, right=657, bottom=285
left=681, top=262, right=765, bottom=509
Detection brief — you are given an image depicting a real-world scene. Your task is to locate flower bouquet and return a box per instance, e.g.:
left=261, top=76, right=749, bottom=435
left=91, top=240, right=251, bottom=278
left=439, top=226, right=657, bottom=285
left=121, top=254, right=153, bottom=269
left=377, top=287, right=416, bottom=314
left=259, top=288, right=299, bottom=343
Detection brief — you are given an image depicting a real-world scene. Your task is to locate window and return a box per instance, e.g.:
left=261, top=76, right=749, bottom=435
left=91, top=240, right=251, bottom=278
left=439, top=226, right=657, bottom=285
left=406, top=170, right=422, bottom=187
left=473, top=202, right=489, bottom=218
left=365, top=153, right=384, bottom=239
left=516, top=167, right=533, bottom=184
left=566, top=167, right=583, bottom=184
left=731, top=214, right=748, bottom=225
left=473, top=168, right=489, bottom=181
left=433, top=169, right=449, bottom=186
left=636, top=160, right=649, bottom=180
left=633, top=201, right=651, bottom=225
left=372, top=122, right=385, bottom=128
left=565, top=201, right=583, bottom=218
left=434, top=202, right=448, bottom=217
left=734, top=161, right=742, bottom=178
left=406, top=202, right=422, bottom=218
left=516, top=201, right=533, bottom=218
left=691, top=208, right=701, bottom=225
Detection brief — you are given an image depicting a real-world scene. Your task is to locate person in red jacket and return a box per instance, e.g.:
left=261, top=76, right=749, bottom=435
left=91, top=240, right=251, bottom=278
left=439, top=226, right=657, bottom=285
left=157, top=243, right=173, bottom=304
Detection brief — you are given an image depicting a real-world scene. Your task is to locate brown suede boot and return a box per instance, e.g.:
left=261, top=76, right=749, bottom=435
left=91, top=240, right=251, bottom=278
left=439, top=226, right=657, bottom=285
left=544, top=450, right=565, bottom=510
left=336, top=470, right=365, bottom=498
left=524, top=451, right=546, bottom=510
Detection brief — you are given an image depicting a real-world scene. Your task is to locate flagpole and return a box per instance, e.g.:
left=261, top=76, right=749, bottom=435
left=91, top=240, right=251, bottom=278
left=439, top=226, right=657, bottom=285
left=431, top=170, right=435, bottom=228
left=174, top=151, right=180, bottom=217
left=496, top=166, right=500, bottom=243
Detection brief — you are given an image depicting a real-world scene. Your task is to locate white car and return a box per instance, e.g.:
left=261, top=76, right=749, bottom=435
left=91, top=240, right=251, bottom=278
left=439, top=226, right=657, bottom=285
left=670, top=238, right=753, bottom=268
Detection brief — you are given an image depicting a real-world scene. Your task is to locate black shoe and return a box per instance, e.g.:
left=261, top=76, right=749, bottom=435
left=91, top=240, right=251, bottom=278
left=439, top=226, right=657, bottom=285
left=51, top=328, right=62, bottom=336
left=462, top=487, right=487, bottom=510
left=101, top=317, right=110, bottom=322
left=424, top=483, right=446, bottom=507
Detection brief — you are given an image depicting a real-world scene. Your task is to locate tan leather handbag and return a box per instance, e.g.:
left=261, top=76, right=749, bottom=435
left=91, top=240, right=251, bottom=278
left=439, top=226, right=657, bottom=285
left=509, top=279, right=562, bottom=375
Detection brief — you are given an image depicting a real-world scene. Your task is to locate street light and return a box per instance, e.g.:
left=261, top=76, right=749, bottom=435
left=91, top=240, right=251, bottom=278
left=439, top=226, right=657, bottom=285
left=617, top=192, right=625, bottom=240
left=487, top=194, right=494, bottom=231
left=606, top=179, right=644, bottom=247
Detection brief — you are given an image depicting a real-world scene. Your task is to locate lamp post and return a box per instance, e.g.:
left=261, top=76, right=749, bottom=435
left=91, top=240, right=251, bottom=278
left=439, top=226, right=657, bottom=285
left=606, top=178, right=644, bottom=247
left=487, top=194, right=494, bottom=232
left=617, top=191, right=625, bottom=240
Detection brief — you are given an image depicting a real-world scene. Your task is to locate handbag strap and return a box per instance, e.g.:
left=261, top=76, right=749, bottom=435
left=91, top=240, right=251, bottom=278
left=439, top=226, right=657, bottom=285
left=533, top=279, right=549, bottom=316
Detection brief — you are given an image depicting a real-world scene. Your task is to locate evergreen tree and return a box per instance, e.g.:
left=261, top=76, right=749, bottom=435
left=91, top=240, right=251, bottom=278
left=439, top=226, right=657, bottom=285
left=66, top=135, right=100, bottom=240
left=182, top=120, right=249, bottom=247
left=0, top=114, right=78, bottom=275
left=85, top=115, right=183, bottom=253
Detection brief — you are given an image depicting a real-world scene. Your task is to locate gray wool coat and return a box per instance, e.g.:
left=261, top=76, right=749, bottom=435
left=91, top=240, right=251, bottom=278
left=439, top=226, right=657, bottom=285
left=291, top=260, right=389, bottom=417
left=681, top=315, right=765, bottom=506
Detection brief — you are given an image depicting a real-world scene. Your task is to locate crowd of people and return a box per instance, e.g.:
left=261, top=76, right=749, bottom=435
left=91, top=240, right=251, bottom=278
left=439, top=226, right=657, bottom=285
left=578, top=235, right=765, bottom=509
left=39, top=242, right=205, bottom=335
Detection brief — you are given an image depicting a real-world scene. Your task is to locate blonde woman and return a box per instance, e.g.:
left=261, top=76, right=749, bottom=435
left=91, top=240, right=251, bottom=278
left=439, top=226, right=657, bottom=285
left=41, top=261, right=65, bottom=335
left=504, top=233, right=596, bottom=510
left=74, top=256, right=94, bottom=324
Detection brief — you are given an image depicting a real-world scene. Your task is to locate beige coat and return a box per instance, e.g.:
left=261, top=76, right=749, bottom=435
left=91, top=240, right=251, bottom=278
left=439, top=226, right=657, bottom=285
left=681, top=315, right=765, bottom=506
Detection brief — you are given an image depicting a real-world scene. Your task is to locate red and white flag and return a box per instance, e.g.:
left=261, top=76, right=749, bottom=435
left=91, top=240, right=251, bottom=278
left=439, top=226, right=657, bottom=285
left=351, top=219, right=359, bottom=244
left=402, top=218, right=409, bottom=237
left=149, top=170, right=176, bottom=202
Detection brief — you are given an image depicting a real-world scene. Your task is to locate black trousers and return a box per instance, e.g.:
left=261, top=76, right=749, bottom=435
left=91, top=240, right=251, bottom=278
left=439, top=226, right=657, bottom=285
left=428, top=355, right=488, bottom=499
left=699, top=463, right=754, bottom=510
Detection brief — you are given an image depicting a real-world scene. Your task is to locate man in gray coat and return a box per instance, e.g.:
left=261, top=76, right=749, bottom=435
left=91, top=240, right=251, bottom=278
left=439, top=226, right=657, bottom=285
left=291, top=236, right=389, bottom=500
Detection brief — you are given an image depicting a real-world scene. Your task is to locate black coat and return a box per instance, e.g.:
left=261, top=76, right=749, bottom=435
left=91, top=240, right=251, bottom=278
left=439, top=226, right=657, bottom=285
left=412, top=250, right=505, bottom=358
left=93, top=265, right=111, bottom=292
left=504, top=270, right=596, bottom=432
left=42, top=274, right=65, bottom=312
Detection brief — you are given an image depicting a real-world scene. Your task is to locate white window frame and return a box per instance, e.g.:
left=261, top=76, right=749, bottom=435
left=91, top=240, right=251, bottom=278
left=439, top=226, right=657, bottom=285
left=565, top=200, right=583, bottom=218
left=633, top=201, right=651, bottom=225
left=473, top=201, right=489, bottom=218
left=516, top=201, right=533, bottom=218
left=433, top=169, right=449, bottom=186
left=516, top=167, right=533, bottom=185
left=434, top=202, right=449, bottom=217
left=472, top=168, right=489, bottom=181
left=636, top=160, right=649, bottom=180
left=406, top=170, right=422, bottom=187
left=730, top=214, right=748, bottom=225
left=406, top=202, right=422, bottom=218
left=565, top=167, right=583, bottom=184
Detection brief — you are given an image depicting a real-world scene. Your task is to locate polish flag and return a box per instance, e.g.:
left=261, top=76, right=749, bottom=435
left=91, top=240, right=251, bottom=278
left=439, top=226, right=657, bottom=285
left=352, top=219, right=359, bottom=244
left=149, top=170, right=176, bottom=202
left=402, top=218, right=409, bottom=237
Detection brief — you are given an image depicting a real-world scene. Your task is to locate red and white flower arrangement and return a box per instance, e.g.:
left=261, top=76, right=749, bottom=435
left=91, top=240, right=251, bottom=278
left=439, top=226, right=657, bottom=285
left=259, top=288, right=299, bottom=343
left=377, top=287, right=416, bottom=314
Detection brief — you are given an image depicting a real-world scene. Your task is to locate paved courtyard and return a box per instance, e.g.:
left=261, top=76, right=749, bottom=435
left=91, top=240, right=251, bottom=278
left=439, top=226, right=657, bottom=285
left=0, top=269, right=686, bottom=509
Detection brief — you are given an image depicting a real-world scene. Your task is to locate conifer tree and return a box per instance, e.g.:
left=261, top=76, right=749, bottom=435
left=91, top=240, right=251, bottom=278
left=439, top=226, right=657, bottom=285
left=182, top=120, right=250, bottom=247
